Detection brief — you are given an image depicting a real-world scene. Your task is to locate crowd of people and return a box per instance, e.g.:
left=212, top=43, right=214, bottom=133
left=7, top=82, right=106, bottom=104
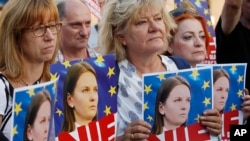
left=0, top=0, right=250, bottom=141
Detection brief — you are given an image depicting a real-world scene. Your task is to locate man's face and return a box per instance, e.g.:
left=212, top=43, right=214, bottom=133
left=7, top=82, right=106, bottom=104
left=61, top=1, right=91, bottom=50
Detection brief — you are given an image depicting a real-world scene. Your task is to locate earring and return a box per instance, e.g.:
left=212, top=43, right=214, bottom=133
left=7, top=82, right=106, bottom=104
left=70, top=105, right=74, bottom=108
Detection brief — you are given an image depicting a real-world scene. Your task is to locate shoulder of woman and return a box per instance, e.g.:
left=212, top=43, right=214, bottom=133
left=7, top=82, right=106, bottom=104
left=162, top=55, right=191, bottom=69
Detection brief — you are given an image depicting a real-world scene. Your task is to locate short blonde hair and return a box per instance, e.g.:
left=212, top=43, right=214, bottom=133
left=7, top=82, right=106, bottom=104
left=98, top=0, right=176, bottom=62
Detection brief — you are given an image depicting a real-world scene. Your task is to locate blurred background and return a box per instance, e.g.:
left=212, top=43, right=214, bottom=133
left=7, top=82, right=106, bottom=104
left=0, top=0, right=223, bottom=28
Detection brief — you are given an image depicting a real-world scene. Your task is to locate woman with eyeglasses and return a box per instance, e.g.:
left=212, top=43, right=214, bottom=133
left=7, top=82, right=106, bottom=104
left=0, top=0, right=61, bottom=140
left=98, top=0, right=222, bottom=140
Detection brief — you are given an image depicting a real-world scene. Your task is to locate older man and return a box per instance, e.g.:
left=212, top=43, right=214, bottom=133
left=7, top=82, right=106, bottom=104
left=56, top=0, right=99, bottom=62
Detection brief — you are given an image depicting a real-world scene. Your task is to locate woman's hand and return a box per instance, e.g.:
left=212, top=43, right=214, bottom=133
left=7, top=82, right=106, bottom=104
left=120, top=119, right=151, bottom=141
left=242, top=89, right=250, bottom=120
left=200, top=109, right=222, bottom=136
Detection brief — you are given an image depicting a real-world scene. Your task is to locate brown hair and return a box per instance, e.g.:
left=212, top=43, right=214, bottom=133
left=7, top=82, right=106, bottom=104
left=0, top=0, right=60, bottom=81
left=151, top=76, right=190, bottom=135
left=61, top=62, right=97, bottom=132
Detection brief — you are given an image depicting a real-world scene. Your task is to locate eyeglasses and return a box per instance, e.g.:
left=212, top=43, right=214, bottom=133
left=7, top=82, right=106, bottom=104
left=23, top=23, right=62, bottom=37
left=169, top=8, right=197, bottom=18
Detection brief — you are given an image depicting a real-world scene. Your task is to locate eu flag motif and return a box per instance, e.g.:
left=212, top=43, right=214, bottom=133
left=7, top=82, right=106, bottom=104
left=50, top=54, right=119, bottom=137
left=11, top=78, right=59, bottom=141
left=143, top=66, right=213, bottom=127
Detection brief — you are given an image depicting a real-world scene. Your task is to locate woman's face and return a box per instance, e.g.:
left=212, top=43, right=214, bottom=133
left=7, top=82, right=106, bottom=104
left=213, top=76, right=229, bottom=112
left=121, top=8, right=167, bottom=57
left=68, top=72, right=98, bottom=125
left=20, top=12, right=57, bottom=63
left=170, top=19, right=206, bottom=67
left=159, top=84, right=191, bottom=130
left=28, top=100, right=51, bottom=141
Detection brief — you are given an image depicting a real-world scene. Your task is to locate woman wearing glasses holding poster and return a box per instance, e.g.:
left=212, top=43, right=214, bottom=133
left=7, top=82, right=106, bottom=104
left=0, top=0, right=61, bottom=140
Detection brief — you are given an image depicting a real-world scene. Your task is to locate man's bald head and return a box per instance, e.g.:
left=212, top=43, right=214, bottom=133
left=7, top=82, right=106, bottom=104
left=57, top=0, right=90, bottom=20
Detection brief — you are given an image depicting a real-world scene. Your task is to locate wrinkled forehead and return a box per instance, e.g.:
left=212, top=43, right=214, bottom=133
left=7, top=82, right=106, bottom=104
left=131, top=3, right=162, bottom=22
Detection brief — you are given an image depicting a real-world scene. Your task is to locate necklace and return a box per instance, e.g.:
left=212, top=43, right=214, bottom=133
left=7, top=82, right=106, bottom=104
left=19, top=75, right=43, bottom=86
left=20, top=79, right=29, bottom=86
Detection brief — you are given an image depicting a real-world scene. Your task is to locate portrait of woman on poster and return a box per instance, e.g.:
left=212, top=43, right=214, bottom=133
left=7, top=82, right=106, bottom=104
left=213, top=69, right=230, bottom=113
left=23, top=90, right=52, bottom=141
left=61, top=62, right=98, bottom=132
left=152, top=76, right=191, bottom=136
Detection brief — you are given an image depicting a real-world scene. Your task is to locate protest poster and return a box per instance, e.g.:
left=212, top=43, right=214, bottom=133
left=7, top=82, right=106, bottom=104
left=11, top=77, right=59, bottom=141
left=143, top=67, right=213, bottom=140
left=50, top=54, right=119, bottom=140
left=198, top=63, right=247, bottom=140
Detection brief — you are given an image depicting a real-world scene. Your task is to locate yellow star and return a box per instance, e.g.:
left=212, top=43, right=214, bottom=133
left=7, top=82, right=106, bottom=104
left=231, top=65, right=237, bottom=73
left=62, top=61, right=71, bottom=68
left=237, top=75, right=243, bottom=83
left=195, top=0, right=201, bottom=7
left=190, top=69, right=200, bottom=80
left=202, top=80, right=210, bottom=90
left=27, top=88, right=35, bottom=97
left=108, top=86, right=116, bottom=97
left=12, top=125, right=18, bottom=136
left=96, top=55, right=104, bottom=64
left=230, top=103, right=237, bottom=111
left=50, top=73, right=58, bottom=81
left=104, top=105, right=111, bottom=116
left=157, top=74, right=165, bottom=81
left=207, top=20, right=212, bottom=26
left=14, top=102, right=22, bottom=116
left=55, top=108, right=63, bottom=117
left=144, top=102, right=149, bottom=110
left=107, top=67, right=115, bottom=78
left=195, top=114, right=201, bottom=123
left=144, top=85, right=152, bottom=95
left=147, top=115, right=153, bottom=122
left=204, top=8, right=209, bottom=15
left=202, top=97, right=211, bottom=107
left=237, top=89, right=243, bottom=97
